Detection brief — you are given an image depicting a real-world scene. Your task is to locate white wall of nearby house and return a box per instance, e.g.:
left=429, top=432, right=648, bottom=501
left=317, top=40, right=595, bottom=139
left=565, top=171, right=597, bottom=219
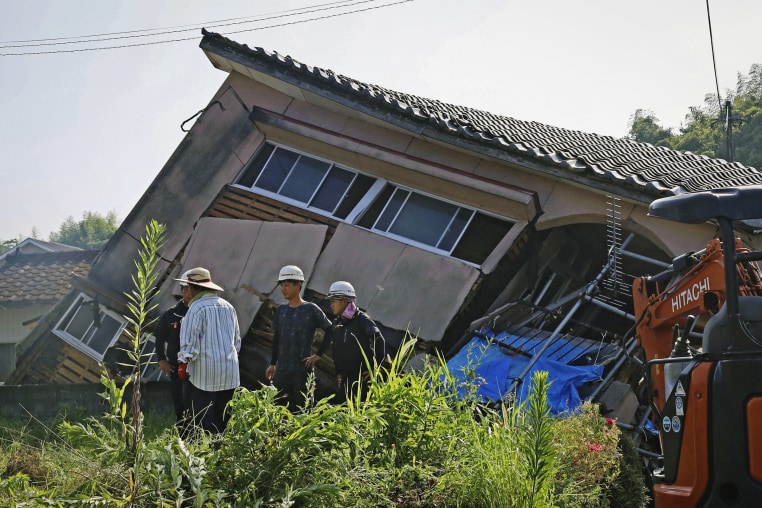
left=0, top=306, right=52, bottom=344
left=0, top=305, right=52, bottom=380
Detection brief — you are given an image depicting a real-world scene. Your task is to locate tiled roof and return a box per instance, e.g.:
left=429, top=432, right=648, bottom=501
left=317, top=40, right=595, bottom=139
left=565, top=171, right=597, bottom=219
left=200, top=30, right=762, bottom=201
left=0, top=238, right=83, bottom=263
left=0, top=251, right=98, bottom=305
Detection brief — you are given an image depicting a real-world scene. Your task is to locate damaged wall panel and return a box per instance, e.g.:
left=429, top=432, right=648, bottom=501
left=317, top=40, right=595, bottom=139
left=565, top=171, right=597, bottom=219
left=176, top=217, right=327, bottom=331
left=309, top=223, right=480, bottom=341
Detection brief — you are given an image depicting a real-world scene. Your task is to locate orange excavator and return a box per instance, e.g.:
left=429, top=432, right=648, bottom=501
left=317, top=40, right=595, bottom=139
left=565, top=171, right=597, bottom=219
left=630, top=186, right=762, bottom=506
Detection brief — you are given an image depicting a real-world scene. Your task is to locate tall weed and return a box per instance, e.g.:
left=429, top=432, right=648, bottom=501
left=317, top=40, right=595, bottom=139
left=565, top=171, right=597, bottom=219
left=208, top=385, right=351, bottom=506
left=1, top=332, right=647, bottom=507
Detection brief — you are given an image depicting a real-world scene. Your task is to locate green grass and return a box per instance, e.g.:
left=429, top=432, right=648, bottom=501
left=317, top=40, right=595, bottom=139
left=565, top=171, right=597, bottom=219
left=0, top=222, right=649, bottom=506
left=0, top=339, right=648, bottom=507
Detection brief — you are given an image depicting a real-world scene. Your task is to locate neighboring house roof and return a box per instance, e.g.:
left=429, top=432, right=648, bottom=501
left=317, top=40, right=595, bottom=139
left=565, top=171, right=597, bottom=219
left=0, top=238, right=83, bottom=262
left=0, top=250, right=98, bottom=306
left=200, top=29, right=762, bottom=202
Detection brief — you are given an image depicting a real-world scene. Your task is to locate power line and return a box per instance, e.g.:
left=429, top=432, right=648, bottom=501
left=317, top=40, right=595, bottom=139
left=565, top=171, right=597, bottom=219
left=0, top=0, right=413, bottom=56
left=705, top=0, right=743, bottom=163
left=0, top=0, right=361, bottom=45
left=1, top=1, right=362, bottom=44
left=705, top=0, right=723, bottom=113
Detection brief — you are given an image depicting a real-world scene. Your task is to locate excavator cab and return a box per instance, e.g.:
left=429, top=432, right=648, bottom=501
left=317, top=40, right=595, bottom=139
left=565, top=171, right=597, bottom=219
left=645, top=186, right=762, bottom=507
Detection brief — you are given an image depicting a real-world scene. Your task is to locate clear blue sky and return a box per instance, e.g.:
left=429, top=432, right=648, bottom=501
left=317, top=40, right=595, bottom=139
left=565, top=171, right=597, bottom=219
left=2, top=0, right=761, bottom=241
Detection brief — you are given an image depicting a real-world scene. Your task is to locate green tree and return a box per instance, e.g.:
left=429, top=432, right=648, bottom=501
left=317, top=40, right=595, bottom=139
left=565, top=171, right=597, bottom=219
left=732, top=63, right=762, bottom=167
left=627, top=63, right=762, bottom=169
left=0, top=238, right=18, bottom=255
left=627, top=109, right=673, bottom=146
left=49, top=210, right=119, bottom=249
left=670, top=104, right=723, bottom=158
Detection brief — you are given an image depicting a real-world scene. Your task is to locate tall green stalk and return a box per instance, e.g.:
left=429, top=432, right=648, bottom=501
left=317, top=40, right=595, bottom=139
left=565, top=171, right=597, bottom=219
left=515, top=370, right=558, bottom=508
left=122, top=219, right=166, bottom=505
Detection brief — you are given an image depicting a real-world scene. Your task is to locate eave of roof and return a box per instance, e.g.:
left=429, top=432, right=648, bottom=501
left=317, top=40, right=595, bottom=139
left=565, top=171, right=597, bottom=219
left=199, top=30, right=762, bottom=204
left=0, top=238, right=83, bottom=263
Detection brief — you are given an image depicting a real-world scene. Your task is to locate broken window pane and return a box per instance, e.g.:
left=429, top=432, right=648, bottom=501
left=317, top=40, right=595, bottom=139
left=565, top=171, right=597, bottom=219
left=54, top=294, right=126, bottom=358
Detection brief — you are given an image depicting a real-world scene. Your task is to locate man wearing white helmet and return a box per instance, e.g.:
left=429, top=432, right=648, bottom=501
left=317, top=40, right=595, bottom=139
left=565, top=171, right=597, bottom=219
left=305, top=280, right=386, bottom=403
left=266, top=265, right=332, bottom=409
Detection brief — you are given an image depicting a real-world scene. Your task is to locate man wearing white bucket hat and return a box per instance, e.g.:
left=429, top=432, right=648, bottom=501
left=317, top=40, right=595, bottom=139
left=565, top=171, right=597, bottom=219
left=176, top=267, right=241, bottom=434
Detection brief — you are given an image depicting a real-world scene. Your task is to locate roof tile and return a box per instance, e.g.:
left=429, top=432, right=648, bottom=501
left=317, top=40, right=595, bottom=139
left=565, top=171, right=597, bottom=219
left=0, top=251, right=98, bottom=304
left=200, top=31, right=762, bottom=199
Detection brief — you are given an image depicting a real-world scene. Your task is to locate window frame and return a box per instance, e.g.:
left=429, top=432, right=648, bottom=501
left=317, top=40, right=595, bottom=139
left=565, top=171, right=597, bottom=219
left=53, top=293, right=127, bottom=360
left=234, top=143, right=376, bottom=222
left=367, top=186, right=477, bottom=256
left=234, top=143, right=516, bottom=266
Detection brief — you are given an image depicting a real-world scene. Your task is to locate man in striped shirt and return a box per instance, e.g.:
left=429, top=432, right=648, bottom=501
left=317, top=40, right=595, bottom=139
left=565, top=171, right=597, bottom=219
left=177, top=267, right=241, bottom=434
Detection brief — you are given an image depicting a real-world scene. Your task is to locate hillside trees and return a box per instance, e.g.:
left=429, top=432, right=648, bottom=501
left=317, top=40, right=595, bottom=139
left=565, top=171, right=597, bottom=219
left=49, top=210, right=119, bottom=249
left=628, top=63, right=762, bottom=169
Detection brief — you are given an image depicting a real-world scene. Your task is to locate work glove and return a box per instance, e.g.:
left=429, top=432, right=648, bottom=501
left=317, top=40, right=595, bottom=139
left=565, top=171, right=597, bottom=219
left=177, top=362, right=188, bottom=381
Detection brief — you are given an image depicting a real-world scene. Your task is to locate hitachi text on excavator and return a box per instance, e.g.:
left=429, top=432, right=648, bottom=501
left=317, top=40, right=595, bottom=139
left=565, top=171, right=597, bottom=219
left=630, top=186, right=762, bottom=507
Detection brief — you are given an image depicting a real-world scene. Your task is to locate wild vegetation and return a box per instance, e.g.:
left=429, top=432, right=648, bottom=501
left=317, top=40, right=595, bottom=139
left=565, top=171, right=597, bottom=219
left=0, top=223, right=648, bottom=506
left=0, top=354, right=647, bottom=507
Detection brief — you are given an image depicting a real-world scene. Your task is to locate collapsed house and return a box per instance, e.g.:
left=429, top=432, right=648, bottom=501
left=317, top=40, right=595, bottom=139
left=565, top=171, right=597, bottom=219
left=0, top=240, right=97, bottom=383
left=8, top=31, right=762, bottom=412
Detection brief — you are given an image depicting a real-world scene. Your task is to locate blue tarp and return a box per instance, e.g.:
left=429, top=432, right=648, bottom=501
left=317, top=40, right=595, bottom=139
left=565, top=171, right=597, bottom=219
left=446, top=332, right=604, bottom=414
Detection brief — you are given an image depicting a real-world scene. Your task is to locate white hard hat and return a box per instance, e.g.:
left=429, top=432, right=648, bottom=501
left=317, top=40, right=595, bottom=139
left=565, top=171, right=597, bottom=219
left=328, top=280, right=356, bottom=299
left=278, top=265, right=305, bottom=282
left=177, top=269, right=194, bottom=287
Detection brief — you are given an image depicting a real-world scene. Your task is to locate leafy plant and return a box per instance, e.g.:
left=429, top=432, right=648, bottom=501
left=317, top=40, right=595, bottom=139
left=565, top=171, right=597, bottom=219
left=513, top=371, right=558, bottom=507
left=210, top=385, right=350, bottom=506
left=1, top=331, right=648, bottom=506
left=122, top=220, right=166, bottom=447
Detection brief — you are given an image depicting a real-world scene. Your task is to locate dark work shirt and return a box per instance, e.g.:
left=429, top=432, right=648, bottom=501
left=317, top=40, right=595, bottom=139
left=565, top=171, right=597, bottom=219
left=155, top=300, right=189, bottom=367
left=271, top=302, right=331, bottom=371
left=318, top=310, right=385, bottom=376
